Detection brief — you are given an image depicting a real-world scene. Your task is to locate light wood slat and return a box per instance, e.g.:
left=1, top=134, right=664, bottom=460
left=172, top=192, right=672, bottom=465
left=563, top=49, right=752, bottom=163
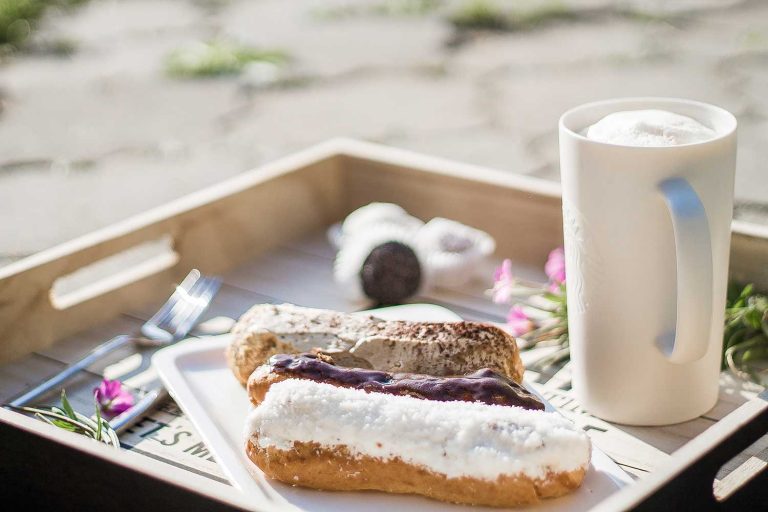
left=127, top=282, right=275, bottom=325
left=282, top=228, right=337, bottom=260
left=716, top=434, right=768, bottom=475
left=571, top=414, right=672, bottom=474
left=223, top=247, right=353, bottom=312
left=0, top=353, right=65, bottom=403
left=703, top=372, right=765, bottom=421
left=714, top=433, right=768, bottom=493
left=539, top=362, right=573, bottom=390
left=617, top=418, right=719, bottom=455
left=195, top=283, right=276, bottom=323
left=714, top=451, right=768, bottom=500
left=34, top=316, right=143, bottom=369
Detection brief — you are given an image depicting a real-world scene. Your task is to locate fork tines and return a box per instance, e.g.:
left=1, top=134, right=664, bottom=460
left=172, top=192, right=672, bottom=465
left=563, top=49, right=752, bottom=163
left=141, top=270, right=222, bottom=342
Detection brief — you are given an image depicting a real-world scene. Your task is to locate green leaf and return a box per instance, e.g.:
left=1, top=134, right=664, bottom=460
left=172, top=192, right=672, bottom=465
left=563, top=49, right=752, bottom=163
left=60, top=390, right=76, bottom=419
left=18, top=394, right=121, bottom=449
left=542, top=291, right=565, bottom=302
left=94, top=398, right=102, bottom=442
left=762, top=311, right=768, bottom=338
left=741, top=345, right=768, bottom=363
left=50, top=419, right=79, bottom=432
left=744, top=307, right=763, bottom=329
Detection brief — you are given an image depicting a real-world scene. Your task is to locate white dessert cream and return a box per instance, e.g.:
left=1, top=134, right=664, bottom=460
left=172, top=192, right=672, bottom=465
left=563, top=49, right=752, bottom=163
left=245, top=379, right=591, bottom=481
left=585, top=109, right=716, bottom=147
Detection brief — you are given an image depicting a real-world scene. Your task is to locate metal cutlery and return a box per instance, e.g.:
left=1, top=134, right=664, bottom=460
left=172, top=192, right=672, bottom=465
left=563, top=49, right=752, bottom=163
left=9, top=269, right=221, bottom=432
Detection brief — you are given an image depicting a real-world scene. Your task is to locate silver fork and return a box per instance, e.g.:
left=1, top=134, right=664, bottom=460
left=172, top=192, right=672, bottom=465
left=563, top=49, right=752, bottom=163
left=9, top=269, right=221, bottom=431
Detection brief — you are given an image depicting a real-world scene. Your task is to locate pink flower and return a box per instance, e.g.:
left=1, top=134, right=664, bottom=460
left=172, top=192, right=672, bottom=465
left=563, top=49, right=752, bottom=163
left=492, top=259, right=516, bottom=304
left=545, top=247, right=566, bottom=285
left=94, top=379, right=134, bottom=417
left=506, top=305, right=534, bottom=337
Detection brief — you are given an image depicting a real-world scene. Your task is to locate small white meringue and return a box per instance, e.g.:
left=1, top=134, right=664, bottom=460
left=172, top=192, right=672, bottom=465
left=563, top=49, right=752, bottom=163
left=416, top=217, right=496, bottom=288
left=330, top=203, right=424, bottom=248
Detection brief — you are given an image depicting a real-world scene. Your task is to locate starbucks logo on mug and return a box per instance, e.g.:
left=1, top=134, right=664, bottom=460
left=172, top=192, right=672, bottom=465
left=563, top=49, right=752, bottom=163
left=562, top=199, right=601, bottom=314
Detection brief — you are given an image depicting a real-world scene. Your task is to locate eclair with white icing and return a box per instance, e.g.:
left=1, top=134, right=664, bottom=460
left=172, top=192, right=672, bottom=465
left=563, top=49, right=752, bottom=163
left=244, top=380, right=591, bottom=507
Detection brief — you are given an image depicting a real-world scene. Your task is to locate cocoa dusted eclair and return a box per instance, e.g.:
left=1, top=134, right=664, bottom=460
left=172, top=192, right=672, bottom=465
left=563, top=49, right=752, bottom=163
left=247, top=353, right=545, bottom=410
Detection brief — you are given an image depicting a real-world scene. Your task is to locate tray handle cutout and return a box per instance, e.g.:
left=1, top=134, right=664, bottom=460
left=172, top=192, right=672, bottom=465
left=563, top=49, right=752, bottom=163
left=50, top=235, right=179, bottom=310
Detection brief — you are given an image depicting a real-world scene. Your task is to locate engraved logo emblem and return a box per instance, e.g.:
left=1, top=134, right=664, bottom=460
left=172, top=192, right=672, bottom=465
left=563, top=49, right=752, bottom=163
left=562, top=199, right=601, bottom=314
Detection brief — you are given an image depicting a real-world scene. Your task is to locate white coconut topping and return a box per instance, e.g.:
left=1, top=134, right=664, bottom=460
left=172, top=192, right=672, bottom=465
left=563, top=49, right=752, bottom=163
left=245, top=380, right=591, bottom=481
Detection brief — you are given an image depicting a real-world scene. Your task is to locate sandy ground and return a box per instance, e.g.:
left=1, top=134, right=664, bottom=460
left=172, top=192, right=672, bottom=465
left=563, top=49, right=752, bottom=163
left=2, top=0, right=767, bottom=265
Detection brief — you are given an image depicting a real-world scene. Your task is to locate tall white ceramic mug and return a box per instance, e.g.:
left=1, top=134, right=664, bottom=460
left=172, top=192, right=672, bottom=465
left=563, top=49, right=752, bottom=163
left=559, top=98, right=737, bottom=425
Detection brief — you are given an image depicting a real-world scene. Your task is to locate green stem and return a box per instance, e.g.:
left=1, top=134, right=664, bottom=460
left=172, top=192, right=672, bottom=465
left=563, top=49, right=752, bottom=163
left=725, top=335, right=765, bottom=379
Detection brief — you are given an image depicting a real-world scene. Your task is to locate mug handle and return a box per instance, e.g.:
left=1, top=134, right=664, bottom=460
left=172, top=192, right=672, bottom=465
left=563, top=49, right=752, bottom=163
left=657, top=177, right=713, bottom=364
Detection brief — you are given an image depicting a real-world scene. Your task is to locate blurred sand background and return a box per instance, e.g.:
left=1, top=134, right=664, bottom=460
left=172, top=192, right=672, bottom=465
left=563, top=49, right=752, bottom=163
left=2, top=0, right=767, bottom=265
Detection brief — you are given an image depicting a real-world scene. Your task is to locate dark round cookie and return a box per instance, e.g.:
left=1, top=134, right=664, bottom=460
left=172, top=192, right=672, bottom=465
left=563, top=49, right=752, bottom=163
left=360, top=241, right=421, bottom=304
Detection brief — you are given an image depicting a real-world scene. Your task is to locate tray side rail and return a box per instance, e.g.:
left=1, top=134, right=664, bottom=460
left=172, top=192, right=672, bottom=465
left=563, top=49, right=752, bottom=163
left=0, top=151, right=343, bottom=364
left=593, top=390, right=768, bottom=511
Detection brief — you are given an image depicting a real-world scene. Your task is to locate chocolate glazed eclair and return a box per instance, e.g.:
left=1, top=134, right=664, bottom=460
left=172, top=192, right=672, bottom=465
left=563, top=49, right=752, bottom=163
left=247, top=353, right=545, bottom=410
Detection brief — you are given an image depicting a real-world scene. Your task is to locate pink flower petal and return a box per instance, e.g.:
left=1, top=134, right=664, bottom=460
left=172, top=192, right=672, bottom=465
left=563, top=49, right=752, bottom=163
left=548, top=281, right=565, bottom=293
left=492, top=259, right=516, bottom=304
left=545, top=247, right=566, bottom=284
left=108, top=393, right=135, bottom=415
left=493, top=259, right=514, bottom=283
left=492, top=282, right=513, bottom=304
left=93, top=378, right=134, bottom=416
left=506, top=305, right=534, bottom=337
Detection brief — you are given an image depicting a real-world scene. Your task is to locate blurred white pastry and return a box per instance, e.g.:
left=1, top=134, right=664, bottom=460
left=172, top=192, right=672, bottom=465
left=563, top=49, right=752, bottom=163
left=329, top=203, right=423, bottom=248
left=417, top=217, right=496, bottom=288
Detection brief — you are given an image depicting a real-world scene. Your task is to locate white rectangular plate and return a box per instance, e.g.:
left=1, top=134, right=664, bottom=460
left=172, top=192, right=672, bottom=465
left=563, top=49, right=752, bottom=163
left=153, top=304, right=631, bottom=511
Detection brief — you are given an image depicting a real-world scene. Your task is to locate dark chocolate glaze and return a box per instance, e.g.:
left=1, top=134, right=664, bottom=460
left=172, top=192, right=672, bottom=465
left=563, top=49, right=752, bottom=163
left=267, top=353, right=545, bottom=411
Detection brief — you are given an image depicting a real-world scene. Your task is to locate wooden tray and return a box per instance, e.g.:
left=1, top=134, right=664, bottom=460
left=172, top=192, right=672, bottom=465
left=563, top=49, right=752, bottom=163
left=1, top=139, right=766, bottom=510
